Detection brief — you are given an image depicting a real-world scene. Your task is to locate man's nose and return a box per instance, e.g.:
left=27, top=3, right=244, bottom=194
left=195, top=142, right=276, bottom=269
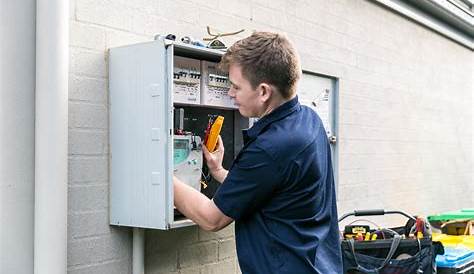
left=228, top=88, right=235, bottom=98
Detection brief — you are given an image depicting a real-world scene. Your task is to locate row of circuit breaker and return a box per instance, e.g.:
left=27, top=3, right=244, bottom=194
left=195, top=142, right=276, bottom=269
left=173, top=56, right=235, bottom=108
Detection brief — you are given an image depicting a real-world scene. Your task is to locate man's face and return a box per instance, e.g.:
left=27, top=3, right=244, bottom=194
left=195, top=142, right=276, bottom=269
left=228, top=64, right=262, bottom=118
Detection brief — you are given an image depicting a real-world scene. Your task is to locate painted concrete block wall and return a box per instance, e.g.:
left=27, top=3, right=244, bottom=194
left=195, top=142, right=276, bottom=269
left=67, top=0, right=473, bottom=273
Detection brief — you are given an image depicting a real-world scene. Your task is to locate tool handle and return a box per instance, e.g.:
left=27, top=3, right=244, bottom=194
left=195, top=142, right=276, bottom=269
left=355, top=209, right=385, bottom=216
left=339, top=209, right=416, bottom=222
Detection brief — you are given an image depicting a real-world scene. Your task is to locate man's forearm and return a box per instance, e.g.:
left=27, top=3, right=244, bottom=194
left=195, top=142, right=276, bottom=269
left=210, top=168, right=228, bottom=183
left=173, top=177, right=232, bottom=231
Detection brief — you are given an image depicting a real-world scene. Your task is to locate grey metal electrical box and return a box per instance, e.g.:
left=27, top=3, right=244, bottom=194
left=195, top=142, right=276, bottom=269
left=109, top=37, right=248, bottom=230
left=298, top=71, right=339, bottom=189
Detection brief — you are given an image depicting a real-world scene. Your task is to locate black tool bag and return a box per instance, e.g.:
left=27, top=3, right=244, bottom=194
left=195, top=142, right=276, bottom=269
left=339, top=210, right=443, bottom=274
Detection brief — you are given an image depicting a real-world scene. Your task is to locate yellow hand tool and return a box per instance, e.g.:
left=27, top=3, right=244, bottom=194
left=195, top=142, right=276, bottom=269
left=364, top=232, right=371, bottom=241
left=205, top=116, right=224, bottom=152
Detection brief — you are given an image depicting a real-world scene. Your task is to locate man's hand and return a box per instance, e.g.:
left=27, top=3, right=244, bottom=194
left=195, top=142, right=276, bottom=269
left=203, top=135, right=228, bottom=183
left=203, top=135, right=224, bottom=171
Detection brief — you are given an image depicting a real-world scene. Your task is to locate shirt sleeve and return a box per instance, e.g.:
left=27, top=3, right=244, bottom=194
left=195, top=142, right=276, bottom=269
left=212, top=145, right=282, bottom=220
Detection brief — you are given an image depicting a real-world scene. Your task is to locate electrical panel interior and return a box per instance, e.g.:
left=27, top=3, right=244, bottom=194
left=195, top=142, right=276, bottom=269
left=173, top=106, right=238, bottom=206
left=172, top=58, right=242, bottom=220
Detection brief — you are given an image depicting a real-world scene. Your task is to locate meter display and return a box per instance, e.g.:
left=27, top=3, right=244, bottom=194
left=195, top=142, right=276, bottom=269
left=173, top=139, right=190, bottom=165
left=173, top=135, right=202, bottom=192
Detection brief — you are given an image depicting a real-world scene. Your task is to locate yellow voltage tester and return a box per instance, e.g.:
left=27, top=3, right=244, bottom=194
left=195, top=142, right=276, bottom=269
left=204, top=115, right=224, bottom=152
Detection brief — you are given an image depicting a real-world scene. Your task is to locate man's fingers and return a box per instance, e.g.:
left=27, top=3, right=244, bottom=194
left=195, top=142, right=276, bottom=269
left=202, top=142, right=211, bottom=159
left=216, top=135, right=224, bottom=151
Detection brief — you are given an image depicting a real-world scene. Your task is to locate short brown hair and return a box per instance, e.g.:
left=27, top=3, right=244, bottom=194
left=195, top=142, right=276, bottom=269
left=219, top=32, right=301, bottom=99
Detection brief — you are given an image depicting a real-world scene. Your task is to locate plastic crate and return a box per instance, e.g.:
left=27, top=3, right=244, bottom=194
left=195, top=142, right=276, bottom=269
left=436, top=247, right=474, bottom=274
left=433, top=233, right=474, bottom=250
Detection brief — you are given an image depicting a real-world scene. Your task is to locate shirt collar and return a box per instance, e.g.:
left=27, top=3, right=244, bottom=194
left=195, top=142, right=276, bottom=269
left=243, top=96, right=300, bottom=144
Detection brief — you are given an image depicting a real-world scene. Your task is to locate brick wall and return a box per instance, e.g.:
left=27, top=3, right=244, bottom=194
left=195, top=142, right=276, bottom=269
left=67, top=0, right=473, bottom=273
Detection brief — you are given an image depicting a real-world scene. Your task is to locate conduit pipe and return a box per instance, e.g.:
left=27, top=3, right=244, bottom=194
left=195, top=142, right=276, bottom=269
left=34, top=0, right=69, bottom=273
left=372, top=0, right=473, bottom=49
left=133, top=228, right=145, bottom=274
left=0, top=1, right=36, bottom=273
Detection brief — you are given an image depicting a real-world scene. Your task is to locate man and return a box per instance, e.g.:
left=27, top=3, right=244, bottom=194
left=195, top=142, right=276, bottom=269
left=173, top=32, right=342, bottom=273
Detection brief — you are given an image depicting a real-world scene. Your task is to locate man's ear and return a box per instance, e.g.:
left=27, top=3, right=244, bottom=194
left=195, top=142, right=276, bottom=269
left=258, top=83, right=273, bottom=103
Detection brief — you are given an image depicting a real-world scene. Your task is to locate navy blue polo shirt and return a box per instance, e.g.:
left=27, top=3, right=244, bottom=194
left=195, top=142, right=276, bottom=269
left=213, top=96, right=342, bottom=274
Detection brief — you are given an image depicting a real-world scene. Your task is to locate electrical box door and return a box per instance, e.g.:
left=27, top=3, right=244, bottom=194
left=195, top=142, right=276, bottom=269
left=109, top=40, right=173, bottom=229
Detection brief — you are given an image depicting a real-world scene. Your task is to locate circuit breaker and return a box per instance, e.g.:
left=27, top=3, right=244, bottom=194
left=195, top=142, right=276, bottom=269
left=201, top=61, right=235, bottom=108
left=109, top=37, right=248, bottom=230
left=173, top=56, right=201, bottom=105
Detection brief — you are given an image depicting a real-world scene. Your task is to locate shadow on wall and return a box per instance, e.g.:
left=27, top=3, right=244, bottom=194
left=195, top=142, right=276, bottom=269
left=145, top=224, right=237, bottom=273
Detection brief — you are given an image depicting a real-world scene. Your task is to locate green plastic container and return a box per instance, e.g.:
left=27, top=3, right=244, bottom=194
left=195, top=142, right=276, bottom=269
left=429, top=209, right=474, bottom=235
left=428, top=209, right=474, bottom=222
